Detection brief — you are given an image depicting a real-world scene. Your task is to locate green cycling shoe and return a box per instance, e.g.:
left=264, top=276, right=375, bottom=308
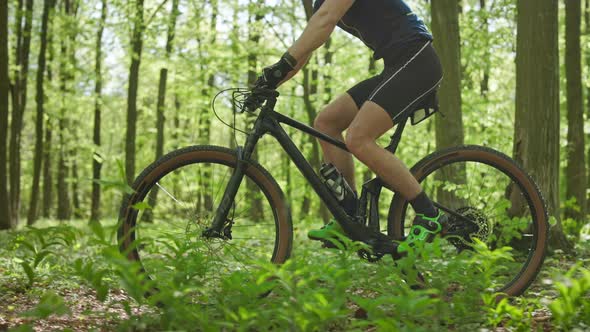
left=398, top=210, right=447, bottom=254
left=308, top=220, right=346, bottom=247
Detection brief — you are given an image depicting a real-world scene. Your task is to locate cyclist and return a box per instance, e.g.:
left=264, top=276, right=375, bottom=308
left=252, top=0, right=446, bottom=253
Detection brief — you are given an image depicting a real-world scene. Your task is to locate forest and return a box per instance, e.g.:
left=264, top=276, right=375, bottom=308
left=1, top=0, right=590, bottom=330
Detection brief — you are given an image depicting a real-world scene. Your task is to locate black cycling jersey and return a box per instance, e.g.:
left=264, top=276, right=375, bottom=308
left=313, top=0, right=433, bottom=60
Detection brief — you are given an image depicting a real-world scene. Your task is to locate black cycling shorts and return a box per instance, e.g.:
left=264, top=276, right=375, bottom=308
left=347, top=40, right=443, bottom=123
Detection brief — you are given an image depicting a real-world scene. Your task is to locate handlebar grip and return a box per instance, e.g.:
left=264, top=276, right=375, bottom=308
left=242, top=87, right=279, bottom=113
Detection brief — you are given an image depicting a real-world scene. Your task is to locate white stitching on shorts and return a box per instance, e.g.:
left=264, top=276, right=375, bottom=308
left=391, top=76, right=444, bottom=123
left=368, top=41, right=431, bottom=101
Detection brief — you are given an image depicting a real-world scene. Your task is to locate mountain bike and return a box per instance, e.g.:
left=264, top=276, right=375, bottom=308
left=118, top=87, right=548, bottom=298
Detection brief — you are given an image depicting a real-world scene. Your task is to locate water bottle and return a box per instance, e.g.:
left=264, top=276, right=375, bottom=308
left=319, top=163, right=357, bottom=216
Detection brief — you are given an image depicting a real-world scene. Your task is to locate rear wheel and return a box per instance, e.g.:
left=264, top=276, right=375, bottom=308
left=388, top=145, right=548, bottom=297
left=118, top=145, right=293, bottom=297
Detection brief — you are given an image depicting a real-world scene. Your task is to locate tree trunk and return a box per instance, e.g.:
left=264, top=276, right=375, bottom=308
left=142, top=0, right=179, bottom=223
left=323, top=38, right=333, bottom=105
left=70, top=2, right=81, bottom=220
left=514, top=0, right=570, bottom=251
left=479, top=0, right=490, bottom=97
left=57, top=0, right=77, bottom=221
left=246, top=0, right=264, bottom=220
left=42, top=27, right=55, bottom=218
left=9, top=0, right=34, bottom=226
left=90, top=0, right=107, bottom=224
left=564, top=0, right=586, bottom=225
left=173, top=93, right=180, bottom=149
left=318, top=38, right=334, bottom=223
left=193, top=0, right=217, bottom=213
left=301, top=57, right=323, bottom=219
left=300, top=63, right=317, bottom=218
left=125, top=0, right=145, bottom=185
left=432, top=0, right=464, bottom=146
left=300, top=0, right=324, bottom=220
left=431, top=0, right=466, bottom=208
left=584, top=0, right=590, bottom=211
left=28, top=0, right=55, bottom=225
left=71, top=155, right=81, bottom=218
left=0, top=0, right=11, bottom=230
left=57, top=123, right=70, bottom=220
left=42, top=119, right=53, bottom=218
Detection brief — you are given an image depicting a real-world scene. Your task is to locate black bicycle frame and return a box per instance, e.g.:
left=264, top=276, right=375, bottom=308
left=204, top=91, right=408, bottom=244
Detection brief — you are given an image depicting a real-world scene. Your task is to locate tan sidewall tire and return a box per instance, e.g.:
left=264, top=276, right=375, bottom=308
left=387, top=145, right=548, bottom=297
left=118, top=145, right=293, bottom=273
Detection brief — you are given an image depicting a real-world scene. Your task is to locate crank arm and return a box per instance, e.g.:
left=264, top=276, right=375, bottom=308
left=337, top=217, right=402, bottom=258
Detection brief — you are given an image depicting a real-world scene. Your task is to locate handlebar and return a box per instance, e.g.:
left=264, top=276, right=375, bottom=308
left=243, top=87, right=280, bottom=113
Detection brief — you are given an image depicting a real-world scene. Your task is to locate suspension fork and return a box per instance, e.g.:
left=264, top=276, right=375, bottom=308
left=202, top=119, right=265, bottom=238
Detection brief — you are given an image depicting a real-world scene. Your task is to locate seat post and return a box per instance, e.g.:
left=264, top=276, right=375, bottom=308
left=385, top=116, right=408, bottom=155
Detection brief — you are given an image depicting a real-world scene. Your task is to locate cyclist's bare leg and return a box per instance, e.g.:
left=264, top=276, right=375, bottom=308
left=345, top=101, right=422, bottom=200
left=313, top=93, right=359, bottom=189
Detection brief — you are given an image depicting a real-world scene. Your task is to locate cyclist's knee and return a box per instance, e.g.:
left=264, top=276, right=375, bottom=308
left=314, top=106, right=341, bottom=133
left=313, top=113, right=329, bottom=132
left=345, top=128, right=370, bottom=156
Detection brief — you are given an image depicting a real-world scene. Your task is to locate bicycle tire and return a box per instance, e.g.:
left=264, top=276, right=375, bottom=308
left=387, top=145, right=549, bottom=297
left=118, top=145, right=293, bottom=295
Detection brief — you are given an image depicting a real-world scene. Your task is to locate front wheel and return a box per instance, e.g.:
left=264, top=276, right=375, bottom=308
left=118, top=145, right=293, bottom=297
left=388, top=145, right=548, bottom=297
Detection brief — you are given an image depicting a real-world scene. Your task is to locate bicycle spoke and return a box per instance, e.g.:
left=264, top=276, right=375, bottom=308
left=157, top=182, right=186, bottom=207
left=120, top=153, right=286, bottom=299
left=389, top=148, right=547, bottom=297
left=212, top=168, right=231, bottom=206
left=231, top=223, right=275, bottom=227
left=230, top=237, right=272, bottom=241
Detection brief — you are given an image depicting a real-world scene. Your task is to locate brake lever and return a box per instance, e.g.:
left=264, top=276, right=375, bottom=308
left=243, top=87, right=278, bottom=113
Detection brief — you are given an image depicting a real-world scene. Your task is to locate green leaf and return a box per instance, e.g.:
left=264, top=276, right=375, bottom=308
left=33, top=250, right=54, bottom=268
left=94, top=178, right=134, bottom=194
left=131, top=201, right=153, bottom=211
left=8, top=324, right=34, bottom=332
left=21, top=291, right=70, bottom=319
left=21, top=262, right=35, bottom=286
left=89, top=220, right=106, bottom=242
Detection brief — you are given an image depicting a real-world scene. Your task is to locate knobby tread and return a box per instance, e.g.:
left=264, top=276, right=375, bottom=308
left=410, top=145, right=548, bottom=212
left=387, top=144, right=549, bottom=297
left=118, top=144, right=294, bottom=270
left=118, top=145, right=291, bottom=225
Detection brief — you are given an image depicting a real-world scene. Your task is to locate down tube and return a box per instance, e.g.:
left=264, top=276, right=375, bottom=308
left=269, top=121, right=351, bottom=223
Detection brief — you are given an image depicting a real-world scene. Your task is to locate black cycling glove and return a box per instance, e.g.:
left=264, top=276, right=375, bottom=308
left=254, top=52, right=298, bottom=89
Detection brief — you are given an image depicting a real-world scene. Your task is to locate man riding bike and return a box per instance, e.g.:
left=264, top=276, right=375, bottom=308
left=252, top=0, right=446, bottom=253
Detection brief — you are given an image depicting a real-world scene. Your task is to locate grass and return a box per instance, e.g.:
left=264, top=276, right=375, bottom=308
left=0, top=217, right=589, bottom=331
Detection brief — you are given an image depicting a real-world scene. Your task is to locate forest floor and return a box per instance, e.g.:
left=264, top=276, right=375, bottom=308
left=0, top=219, right=588, bottom=332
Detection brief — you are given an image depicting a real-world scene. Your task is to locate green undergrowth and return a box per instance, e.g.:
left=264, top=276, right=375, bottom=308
left=0, top=219, right=588, bottom=331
